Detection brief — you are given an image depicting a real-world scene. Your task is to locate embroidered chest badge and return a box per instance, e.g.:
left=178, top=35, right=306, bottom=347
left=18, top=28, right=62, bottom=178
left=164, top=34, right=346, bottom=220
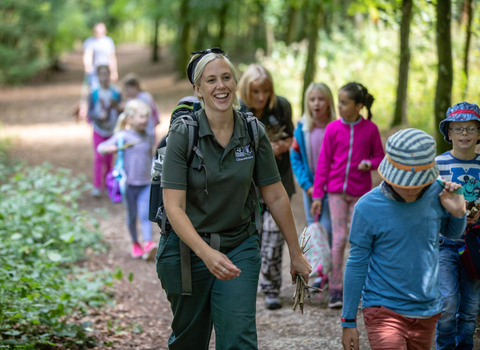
left=235, top=146, right=253, bottom=161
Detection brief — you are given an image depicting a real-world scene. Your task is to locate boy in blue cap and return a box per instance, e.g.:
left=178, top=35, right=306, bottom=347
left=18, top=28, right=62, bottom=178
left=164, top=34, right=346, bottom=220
left=435, top=102, right=480, bottom=350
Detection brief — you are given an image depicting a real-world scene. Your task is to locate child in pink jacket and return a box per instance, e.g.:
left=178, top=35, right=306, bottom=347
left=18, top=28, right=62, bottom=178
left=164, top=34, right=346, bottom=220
left=311, top=82, right=384, bottom=308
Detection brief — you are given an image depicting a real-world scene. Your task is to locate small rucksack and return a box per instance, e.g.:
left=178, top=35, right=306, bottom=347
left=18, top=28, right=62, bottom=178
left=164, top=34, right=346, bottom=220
left=148, top=98, right=261, bottom=234
left=459, top=224, right=480, bottom=281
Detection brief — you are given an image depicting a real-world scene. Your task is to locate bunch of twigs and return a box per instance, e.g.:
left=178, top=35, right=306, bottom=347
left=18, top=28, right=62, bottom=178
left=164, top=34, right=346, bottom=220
left=292, top=228, right=322, bottom=314
left=267, top=125, right=289, bottom=142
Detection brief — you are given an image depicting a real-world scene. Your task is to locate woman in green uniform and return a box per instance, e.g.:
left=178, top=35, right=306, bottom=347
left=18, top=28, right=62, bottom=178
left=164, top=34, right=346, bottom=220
left=156, top=48, right=311, bottom=350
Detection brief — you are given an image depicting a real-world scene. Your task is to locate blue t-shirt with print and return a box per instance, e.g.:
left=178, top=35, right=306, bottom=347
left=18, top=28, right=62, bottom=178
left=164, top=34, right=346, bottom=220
left=436, top=151, right=480, bottom=203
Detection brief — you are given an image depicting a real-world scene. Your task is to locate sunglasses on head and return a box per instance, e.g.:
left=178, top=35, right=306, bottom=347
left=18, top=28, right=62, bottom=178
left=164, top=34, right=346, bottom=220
left=191, top=47, right=225, bottom=56
left=187, top=47, right=226, bottom=85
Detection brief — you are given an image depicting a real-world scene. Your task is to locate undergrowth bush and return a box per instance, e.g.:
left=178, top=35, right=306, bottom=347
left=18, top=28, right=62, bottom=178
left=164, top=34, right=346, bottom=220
left=0, top=164, right=114, bottom=349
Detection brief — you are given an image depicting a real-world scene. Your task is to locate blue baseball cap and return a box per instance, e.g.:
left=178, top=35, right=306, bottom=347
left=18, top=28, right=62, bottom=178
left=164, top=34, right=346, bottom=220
left=439, top=102, right=480, bottom=144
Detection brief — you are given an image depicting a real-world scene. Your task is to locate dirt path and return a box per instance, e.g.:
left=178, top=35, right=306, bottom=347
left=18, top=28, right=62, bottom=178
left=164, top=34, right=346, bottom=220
left=3, top=44, right=476, bottom=350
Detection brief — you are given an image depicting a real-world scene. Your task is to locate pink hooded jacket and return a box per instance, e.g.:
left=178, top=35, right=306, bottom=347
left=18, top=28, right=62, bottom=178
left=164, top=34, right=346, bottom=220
left=312, top=117, right=384, bottom=199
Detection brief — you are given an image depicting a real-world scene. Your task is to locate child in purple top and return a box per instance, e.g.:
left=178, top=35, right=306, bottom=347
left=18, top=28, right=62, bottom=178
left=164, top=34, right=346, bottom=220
left=311, top=82, right=384, bottom=308
left=98, top=99, right=156, bottom=260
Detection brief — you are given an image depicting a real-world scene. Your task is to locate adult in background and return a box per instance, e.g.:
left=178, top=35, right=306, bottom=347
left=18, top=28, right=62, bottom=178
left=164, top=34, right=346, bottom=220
left=156, top=48, right=310, bottom=349
left=238, top=64, right=295, bottom=310
left=83, top=23, right=118, bottom=91
left=79, top=23, right=118, bottom=119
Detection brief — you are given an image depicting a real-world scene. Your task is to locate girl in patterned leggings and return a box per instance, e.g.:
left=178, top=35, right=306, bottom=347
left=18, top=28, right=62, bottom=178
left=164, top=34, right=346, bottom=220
left=311, top=82, right=384, bottom=308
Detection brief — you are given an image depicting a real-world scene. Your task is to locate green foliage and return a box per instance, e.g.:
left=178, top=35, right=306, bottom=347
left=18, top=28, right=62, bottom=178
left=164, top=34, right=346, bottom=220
left=256, top=4, right=480, bottom=136
left=0, top=164, right=114, bottom=348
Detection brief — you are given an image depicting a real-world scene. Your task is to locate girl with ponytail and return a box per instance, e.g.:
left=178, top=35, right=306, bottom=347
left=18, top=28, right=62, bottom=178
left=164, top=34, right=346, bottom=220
left=311, top=82, right=384, bottom=309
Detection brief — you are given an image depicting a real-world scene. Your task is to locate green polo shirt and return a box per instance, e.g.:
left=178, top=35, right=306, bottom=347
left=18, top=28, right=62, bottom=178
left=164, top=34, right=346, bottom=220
left=162, top=109, right=281, bottom=247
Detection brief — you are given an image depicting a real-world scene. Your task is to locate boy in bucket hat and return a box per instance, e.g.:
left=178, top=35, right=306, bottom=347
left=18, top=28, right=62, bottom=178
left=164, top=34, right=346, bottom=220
left=435, top=102, right=480, bottom=350
left=341, top=128, right=467, bottom=350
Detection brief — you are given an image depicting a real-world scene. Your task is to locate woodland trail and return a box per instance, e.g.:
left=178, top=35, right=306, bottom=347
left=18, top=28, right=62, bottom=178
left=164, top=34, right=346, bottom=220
left=3, top=43, right=471, bottom=349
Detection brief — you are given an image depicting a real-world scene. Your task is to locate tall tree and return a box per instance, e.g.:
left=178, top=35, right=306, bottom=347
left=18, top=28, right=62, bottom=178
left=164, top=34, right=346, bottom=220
left=434, top=0, right=453, bottom=154
left=391, top=0, right=413, bottom=127
left=152, top=17, right=160, bottom=62
left=462, top=0, right=474, bottom=99
left=250, top=0, right=267, bottom=53
left=176, top=0, right=193, bottom=77
left=217, top=1, right=228, bottom=48
left=301, top=0, right=323, bottom=112
left=284, top=0, right=300, bottom=45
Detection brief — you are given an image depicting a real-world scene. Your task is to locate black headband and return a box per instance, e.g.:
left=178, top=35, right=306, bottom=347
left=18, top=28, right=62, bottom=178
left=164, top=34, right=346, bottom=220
left=187, top=47, right=225, bottom=85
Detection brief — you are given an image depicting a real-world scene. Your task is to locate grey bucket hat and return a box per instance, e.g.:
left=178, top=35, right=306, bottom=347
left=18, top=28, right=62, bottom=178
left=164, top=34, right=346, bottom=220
left=378, top=128, right=439, bottom=189
left=439, top=102, right=480, bottom=144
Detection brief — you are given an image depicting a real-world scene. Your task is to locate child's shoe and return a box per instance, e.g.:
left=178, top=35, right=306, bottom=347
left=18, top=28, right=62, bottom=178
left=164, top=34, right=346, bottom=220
left=142, top=241, right=157, bottom=261
left=91, top=187, right=102, bottom=198
left=131, top=242, right=144, bottom=259
left=312, top=277, right=323, bottom=290
left=328, top=289, right=343, bottom=309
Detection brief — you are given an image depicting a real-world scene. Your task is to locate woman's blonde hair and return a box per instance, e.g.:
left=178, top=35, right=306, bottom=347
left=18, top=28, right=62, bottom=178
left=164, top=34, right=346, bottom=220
left=189, top=52, right=240, bottom=110
left=238, top=64, right=277, bottom=111
left=114, top=99, right=151, bottom=133
left=303, top=82, right=336, bottom=131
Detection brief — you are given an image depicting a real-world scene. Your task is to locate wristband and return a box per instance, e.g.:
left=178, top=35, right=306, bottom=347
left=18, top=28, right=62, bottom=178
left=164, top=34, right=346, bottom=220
left=341, top=318, right=356, bottom=323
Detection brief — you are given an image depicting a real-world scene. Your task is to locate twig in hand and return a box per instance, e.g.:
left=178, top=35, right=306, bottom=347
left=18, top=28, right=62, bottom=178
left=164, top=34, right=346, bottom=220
left=292, top=228, right=322, bottom=314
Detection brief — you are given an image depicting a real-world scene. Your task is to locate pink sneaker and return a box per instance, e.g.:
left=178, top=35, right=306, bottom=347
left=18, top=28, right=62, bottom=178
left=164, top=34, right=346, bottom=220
left=131, top=242, right=144, bottom=259
left=142, top=241, right=157, bottom=261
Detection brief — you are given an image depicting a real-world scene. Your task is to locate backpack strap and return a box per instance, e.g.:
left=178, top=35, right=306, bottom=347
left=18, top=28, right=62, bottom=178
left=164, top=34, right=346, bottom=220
left=178, top=113, right=202, bottom=166
left=179, top=240, right=192, bottom=296
left=243, top=112, right=260, bottom=152
left=241, top=112, right=262, bottom=232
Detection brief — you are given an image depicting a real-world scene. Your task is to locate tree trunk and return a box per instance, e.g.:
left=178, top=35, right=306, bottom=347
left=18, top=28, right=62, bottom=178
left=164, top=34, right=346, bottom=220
left=391, top=0, right=413, bottom=127
left=195, top=21, right=208, bottom=51
left=301, top=1, right=322, bottom=113
left=462, top=0, right=473, bottom=99
left=251, top=0, right=267, bottom=53
left=435, top=0, right=453, bottom=155
left=285, top=3, right=298, bottom=46
left=217, top=2, right=228, bottom=48
left=152, top=18, right=160, bottom=63
left=176, top=0, right=192, bottom=77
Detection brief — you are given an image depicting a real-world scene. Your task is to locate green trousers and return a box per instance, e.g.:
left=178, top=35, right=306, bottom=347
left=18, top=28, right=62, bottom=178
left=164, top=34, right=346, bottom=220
left=156, top=231, right=261, bottom=350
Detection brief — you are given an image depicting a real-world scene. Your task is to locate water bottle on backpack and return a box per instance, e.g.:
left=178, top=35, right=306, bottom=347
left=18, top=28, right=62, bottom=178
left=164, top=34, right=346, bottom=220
left=148, top=148, right=171, bottom=232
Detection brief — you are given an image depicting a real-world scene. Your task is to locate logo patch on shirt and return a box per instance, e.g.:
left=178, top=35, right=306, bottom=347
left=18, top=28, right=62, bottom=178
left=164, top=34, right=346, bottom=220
left=235, top=146, right=253, bottom=161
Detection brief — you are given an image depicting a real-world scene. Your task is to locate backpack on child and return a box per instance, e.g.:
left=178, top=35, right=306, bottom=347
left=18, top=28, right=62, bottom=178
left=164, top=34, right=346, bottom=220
left=106, top=132, right=126, bottom=203
left=148, top=98, right=262, bottom=234
left=459, top=224, right=480, bottom=281
left=302, top=221, right=331, bottom=282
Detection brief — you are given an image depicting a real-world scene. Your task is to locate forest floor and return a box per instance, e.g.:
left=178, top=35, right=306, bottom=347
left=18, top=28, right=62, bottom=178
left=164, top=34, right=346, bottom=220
left=2, top=43, right=479, bottom=350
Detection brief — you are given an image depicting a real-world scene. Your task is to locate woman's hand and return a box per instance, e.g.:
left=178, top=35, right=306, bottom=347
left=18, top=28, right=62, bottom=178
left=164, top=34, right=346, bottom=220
left=201, top=248, right=241, bottom=281
left=99, top=145, right=118, bottom=154
left=99, top=110, right=108, bottom=120
left=271, top=138, right=292, bottom=157
left=290, top=252, right=311, bottom=284
left=439, top=181, right=466, bottom=218
left=311, top=199, right=322, bottom=217
left=358, top=160, right=371, bottom=172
